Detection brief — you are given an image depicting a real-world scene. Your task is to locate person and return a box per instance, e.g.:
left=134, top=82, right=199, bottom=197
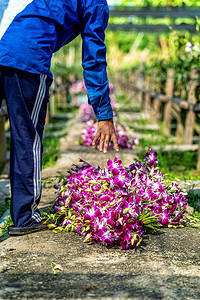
left=0, top=0, right=119, bottom=235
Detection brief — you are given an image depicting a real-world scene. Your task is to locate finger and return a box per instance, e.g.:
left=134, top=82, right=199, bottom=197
left=99, top=135, right=106, bottom=152
left=103, top=135, right=110, bottom=154
left=111, top=134, right=119, bottom=152
left=93, top=131, right=101, bottom=146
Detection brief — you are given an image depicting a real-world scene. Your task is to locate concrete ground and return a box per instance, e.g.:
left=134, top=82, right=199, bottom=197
left=0, top=119, right=200, bottom=300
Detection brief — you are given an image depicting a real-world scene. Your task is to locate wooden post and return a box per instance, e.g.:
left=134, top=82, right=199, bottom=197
left=163, top=69, right=175, bottom=135
left=137, top=70, right=144, bottom=108
left=197, top=134, right=200, bottom=171
left=45, top=103, right=50, bottom=125
left=56, top=76, right=62, bottom=110
left=175, top=106, right=185, bottom=144
left=150, top=79, right=161, bottom=125
left=68, top=44, right=75, bottom=67
left=143, top=77, right=151, bottom=118
left=151, top=98, right=161, bottom=125
left=184, top=68, right=199, bottom=144
left=128, top=73, right=136, bottom=102
left=50, top=92, right=55, bottom=117
left=0, top=116, right=6, bottom=167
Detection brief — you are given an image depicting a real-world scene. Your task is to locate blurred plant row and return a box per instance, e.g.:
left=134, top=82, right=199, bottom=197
left=111, top=0, right=199, bottom=7
left=52, top=27, right=199, bottom=102
left=141, top=30, right=200, bottom=99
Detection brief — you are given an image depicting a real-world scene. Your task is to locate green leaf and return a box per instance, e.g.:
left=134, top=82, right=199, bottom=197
left=118, top=217, right=123, bottom=225
left=123, top=208, right=129, bottom=214
left=55, top=226, right=64, bottom=231
left=131, top=238, right=135, bottom=246
left=47, top=224, right=57, bottom=229
left=83, top=233, right=91, bottom=243
left=85, top=225, right=91, bottom=231
left=136, top=236, right=143, bottom=247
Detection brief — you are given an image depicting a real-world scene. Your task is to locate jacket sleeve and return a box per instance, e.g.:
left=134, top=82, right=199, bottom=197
left=81, top=2, right=113, bottom=120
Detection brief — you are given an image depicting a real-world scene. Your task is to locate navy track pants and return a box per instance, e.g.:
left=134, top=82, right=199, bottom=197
left=0, top=66, right=52, bottom=227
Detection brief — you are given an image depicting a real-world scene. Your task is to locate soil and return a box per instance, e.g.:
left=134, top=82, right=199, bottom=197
left=0, top=119, right=200, bottom=300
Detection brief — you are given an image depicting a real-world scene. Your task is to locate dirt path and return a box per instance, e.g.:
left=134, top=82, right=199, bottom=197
left=0, top=119, right=200, bottom=300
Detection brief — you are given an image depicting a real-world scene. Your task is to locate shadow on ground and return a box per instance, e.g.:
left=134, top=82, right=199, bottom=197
left=1, top=271, right=200, bottom=299
left=0, top=227, right=200, bottom=299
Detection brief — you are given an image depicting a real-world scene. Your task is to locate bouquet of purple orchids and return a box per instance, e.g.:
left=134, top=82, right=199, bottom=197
left=52, top=150, right=188, bottom=250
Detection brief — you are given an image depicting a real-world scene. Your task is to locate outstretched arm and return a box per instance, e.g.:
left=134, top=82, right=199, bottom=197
left=81, top=0, right=119, bottom=153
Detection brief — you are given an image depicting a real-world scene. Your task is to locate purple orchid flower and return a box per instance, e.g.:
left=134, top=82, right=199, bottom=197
left=52, top=151, right=188, bottom=249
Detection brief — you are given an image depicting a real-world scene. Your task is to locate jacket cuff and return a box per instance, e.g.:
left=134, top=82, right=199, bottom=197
left=94, top=101, right=113, bottom=120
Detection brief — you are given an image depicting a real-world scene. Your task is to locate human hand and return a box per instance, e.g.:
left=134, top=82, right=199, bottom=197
left=92, top=118, right=119, bottom=154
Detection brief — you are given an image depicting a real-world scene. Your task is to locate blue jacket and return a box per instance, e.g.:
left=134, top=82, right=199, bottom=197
left=0, top=0, right=113, bottom=120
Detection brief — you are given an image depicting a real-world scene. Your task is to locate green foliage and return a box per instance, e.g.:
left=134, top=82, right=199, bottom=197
left=142, top=30, right=200, bottom=97
left=0, top=198, right=10, bottom=219
left=186, top=189, right=200, bottom=220
left=56, top=105, right=79, bottom=114
left=0, top=214, right=13, bottom=240
left=138, top=149, right=200, bottom=180
left=51, top=37, right=82, bottom=83
left=42, top=135, right=61, bottom=169
left=0, top=164, right=5, bottom=176
left=187, top=189, right=200, bottom=212
left=139, top=135, right=175, bottom=148
left=112, top=0, right=199, bottom=7
left=106, top=32, right=159, bottom=54
left=52, top=64, right=82, bottom=83
left=0, top=198, right=11, bottom=240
